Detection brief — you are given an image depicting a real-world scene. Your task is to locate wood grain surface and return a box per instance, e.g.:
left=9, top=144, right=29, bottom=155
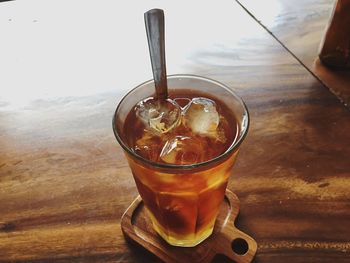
left=1, top=0, right=350, bottom=262
left=237, top=0, right=350, bottom=107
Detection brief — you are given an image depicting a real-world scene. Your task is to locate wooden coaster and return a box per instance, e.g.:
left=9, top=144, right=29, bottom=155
left=121, top=190, right=257, bottom=263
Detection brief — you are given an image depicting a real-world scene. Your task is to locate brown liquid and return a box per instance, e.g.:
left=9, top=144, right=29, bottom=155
left=123, top=90, right=239, bottom=246
left=124, top=90, right=238, bottom=164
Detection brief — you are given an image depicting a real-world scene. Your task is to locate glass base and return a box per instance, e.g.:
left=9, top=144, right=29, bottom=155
left=150, top=215, right=215, bottom=247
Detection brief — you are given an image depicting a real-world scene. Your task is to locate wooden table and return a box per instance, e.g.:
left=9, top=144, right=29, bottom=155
left=238, top=0, right=350, bottom=107
left=1, top=0, right=349, bottom=262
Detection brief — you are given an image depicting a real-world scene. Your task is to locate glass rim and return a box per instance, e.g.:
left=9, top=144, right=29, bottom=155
left=112, top=74, right=250, bottom=170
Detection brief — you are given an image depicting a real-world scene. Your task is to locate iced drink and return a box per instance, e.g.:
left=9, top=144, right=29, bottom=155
left=113, top=75, right=249, bottom=247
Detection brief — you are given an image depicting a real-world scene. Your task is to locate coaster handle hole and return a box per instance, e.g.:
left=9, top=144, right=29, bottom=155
left=231, top=238, right=249, bottom=255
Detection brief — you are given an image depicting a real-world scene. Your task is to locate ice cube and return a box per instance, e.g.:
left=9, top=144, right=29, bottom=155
left=134, top=130, right=162, bottom=162
left=160, top=136, right=205, bottom=164
left=183, top=97, right=220, bottom=136
left=135, top=98, right=181, bottom=134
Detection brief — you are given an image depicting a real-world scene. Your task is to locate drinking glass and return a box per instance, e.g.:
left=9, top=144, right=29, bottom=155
left=113, top=74, right=249, bottom=247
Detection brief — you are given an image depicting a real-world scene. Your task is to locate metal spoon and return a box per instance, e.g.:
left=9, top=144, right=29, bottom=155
left=144, top=9, right=168, bottom=101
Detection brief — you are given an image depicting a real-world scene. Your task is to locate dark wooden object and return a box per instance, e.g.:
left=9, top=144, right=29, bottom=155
left=1, top=0, right=350, bottom=262
left=319, top=0, right=350, bottom=68
left=121, top=190, right=257, bottom=263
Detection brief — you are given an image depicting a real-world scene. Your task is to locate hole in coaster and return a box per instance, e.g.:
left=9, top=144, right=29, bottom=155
left=231, top=238, right=249, bottom=255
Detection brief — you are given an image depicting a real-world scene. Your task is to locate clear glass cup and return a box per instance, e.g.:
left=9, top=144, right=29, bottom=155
left=113, top=74, right=249, bottom=247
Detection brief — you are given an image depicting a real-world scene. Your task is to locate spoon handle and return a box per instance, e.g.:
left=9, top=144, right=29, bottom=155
left=144, top=9, right=168, bottom=100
